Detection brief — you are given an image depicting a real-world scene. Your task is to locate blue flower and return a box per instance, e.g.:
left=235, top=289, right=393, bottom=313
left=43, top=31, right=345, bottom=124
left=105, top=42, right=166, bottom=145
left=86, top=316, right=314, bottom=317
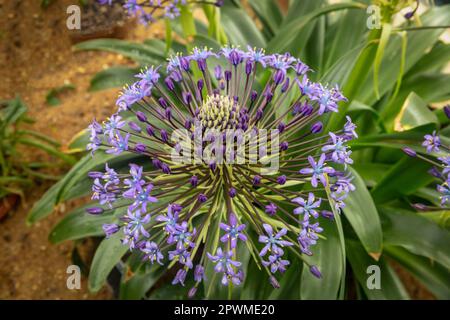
left=207, top=247, right=242, bottom=278
left=299, top=153, right=335, bottom=187
left=258, top=224, right=293, bottom=257
left=141, top=241, right=164, bottom=265
left=423, top=131, right=441, bottom=153
left=322, top=132, right=353, bottom=166
left=297, top=220, right=323, bottom=255
left=122, top=209, right=151, bottom=249
left=219, top=212, right=247, bottom=249
left=262, top=254, right=290, bottom=274
left=106, top=132, right=130, bottom=155
left=127, top=184, right=158, bottom=212
left=292, top=192, right=321, bottom=221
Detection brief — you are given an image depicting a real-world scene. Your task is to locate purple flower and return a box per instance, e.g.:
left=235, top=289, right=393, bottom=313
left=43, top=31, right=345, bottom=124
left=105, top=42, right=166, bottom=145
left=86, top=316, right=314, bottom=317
left=299, top=154, right=335, bottom=187
left=258, top=224, right=293, bottom=257
left=292, top=192, right=321, bottom=221
left=298, top=220, right=323, bottom=255
left=207, top=247, right=241, bottom=274
left=126, top=184, right=158, bottom=212
left=141, top=241, right=164, bottom=265
left=322, top=133, right=353, bottom=166
left=122, top=209, right=151, bottom=249
left=219, top=213, right=247, bottom=248
left=103, top=223, right=119, bottom=238
left=87, top=46, right=354, bottom=291
left=262, top=254, right=290, bottom=274
left=265, top=203, right=277, bottom=216
left=106, top=132, right=130, bottom=155
left=423, top=131, right=441, bottom=153
left=437, top=183, right=450, bottom=206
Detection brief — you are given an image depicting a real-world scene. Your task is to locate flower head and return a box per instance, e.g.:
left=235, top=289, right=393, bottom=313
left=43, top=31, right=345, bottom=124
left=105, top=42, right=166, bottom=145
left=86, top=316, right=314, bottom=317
left=87, top=46, right=355, bottom=291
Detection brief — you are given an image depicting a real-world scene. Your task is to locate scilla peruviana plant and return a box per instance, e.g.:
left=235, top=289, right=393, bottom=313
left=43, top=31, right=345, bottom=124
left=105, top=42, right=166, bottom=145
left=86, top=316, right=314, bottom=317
left=85, top=46, right=357, bottom=296
left=98, top=0, right=224, bottom=25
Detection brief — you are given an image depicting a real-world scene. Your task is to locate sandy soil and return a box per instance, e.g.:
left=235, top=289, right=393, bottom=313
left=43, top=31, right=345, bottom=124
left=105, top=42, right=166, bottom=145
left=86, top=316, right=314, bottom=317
left=0, top=0, right=163, bottom=299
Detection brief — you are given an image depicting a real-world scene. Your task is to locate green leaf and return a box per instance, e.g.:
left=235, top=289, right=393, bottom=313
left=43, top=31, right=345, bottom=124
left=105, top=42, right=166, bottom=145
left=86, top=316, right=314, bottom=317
left=380, top=206, right=450, bottom=269
left=89, top=67, right=139, bottom=92
left=346, top=240, right=409, bottom=300
left=75, top=39, right=165, bottom=65
left=371, top=157, right=433, bottom=204
left=373, top=23, right=392, bottom=99
left=300, top=217, right=344, bottom=299
left=267, top=2, right=365, bottom=54
left=221, top=7, right=266, bottom=48
left=343, top=167, right=383, bottom=257
left=385, top=245, right=450, bottom=300
left=395, top=92, right=439, bottom=131
left=248, top=0, right=283, bottom=36
left=45, top=84, right=75, bottom=106
left=120, top=265, right=164, bottom=300
left=88, top=231, right=128, bottom=293
left=49, top=204, right=112, bottom=244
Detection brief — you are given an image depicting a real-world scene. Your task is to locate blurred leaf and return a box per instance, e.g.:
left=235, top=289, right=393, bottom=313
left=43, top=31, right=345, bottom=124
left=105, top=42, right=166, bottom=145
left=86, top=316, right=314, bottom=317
left=75, top=39, right=165, bottom=65
left=300, top=217, right=344, bottom=299
left=89, top=231, right=128, bottom=293
left=248, top=0, right=283, bottom=36
left=380, top=206, right=450, bottom=269
left=89, top=67, right=139, bottom=92
left=394, top=92, right=439, bottom=131
left=343, top=168, right=382, bottom=257
left=346, top=240, right=409, bottom=300
left=221, top=7, right=266, bottom=48
left=49, top=204, right=112, bottom=244
left=45, top=84, right=75, bottom=106
left=371, top=157, right=433, bottom=204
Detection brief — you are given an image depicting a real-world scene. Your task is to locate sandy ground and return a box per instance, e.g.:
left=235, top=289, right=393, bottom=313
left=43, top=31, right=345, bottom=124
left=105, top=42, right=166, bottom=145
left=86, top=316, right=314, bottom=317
left=0, top=0, right=163, bottom=299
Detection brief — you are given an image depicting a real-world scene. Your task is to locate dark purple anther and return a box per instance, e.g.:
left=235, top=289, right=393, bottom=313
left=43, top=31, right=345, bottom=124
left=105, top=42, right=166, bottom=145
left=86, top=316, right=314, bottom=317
left=86, top=207, right=104, bottom=215
left=160, top=129, right=169, bottom=142
left=444, top=105, right=450, bottom=119
left=88, top=171, right=103, bottom=179
left=152, top=158, right=162, bottom=169
left=321, top=210, right=334, bottom=220
left=256, top=108, right=263, bottom=121
left=277, top=175, right=286, bottom=185
left=225, top=70, right=232, bottom=81
left=197, top=59, right=207, bottom=72
left=183, top=92, right=192, bottom=105
left=128, top=121, right=142, bottom=132
left=310, top=265, right=322, bottom=279
left=158, top=97, right=168, bottom=108
left=197, top=79, right=204, bottom=91
left=229, top=187, right=237, bottom=198
left=165, top=77, right=175, bottom=91
left=214, top=65, right=222, bottom=80
left=146, top=125, right=155, bottom=137
left=103, top=224, right=119, bottom=238
left=281, top=77, right=290, bottom=93
left=190, top=175, right=199, bottom=187
left=165, top=107, right=172, bottom=120
left=402, top=147, right=417, bottom=157
left=184, top=119, right=192, bottom=130
left=245, top=61, right=253, bottom=75
left=269, top=276, right=280, bottom=289
left=180, top=57, right=190, bottom=71
left=253, top=175, right=262, bottom=186
left=250, top=90, right=258, bottom=102
left=136, top=111, right=147, bottom=122
left=280, top=141, right=288, bottom=151
left=198, top=193, right=208, bottom=203
left=209, top=161, right=217, bottom=171
left=135, top=143, right=146, bottom=153
left=311, top=121, right=323, bottom=134
left=161, top=163, right=171, bottom=174
left=278, top=122, right=286, bottom=133
left=273, top=69, right=285, bottom=85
